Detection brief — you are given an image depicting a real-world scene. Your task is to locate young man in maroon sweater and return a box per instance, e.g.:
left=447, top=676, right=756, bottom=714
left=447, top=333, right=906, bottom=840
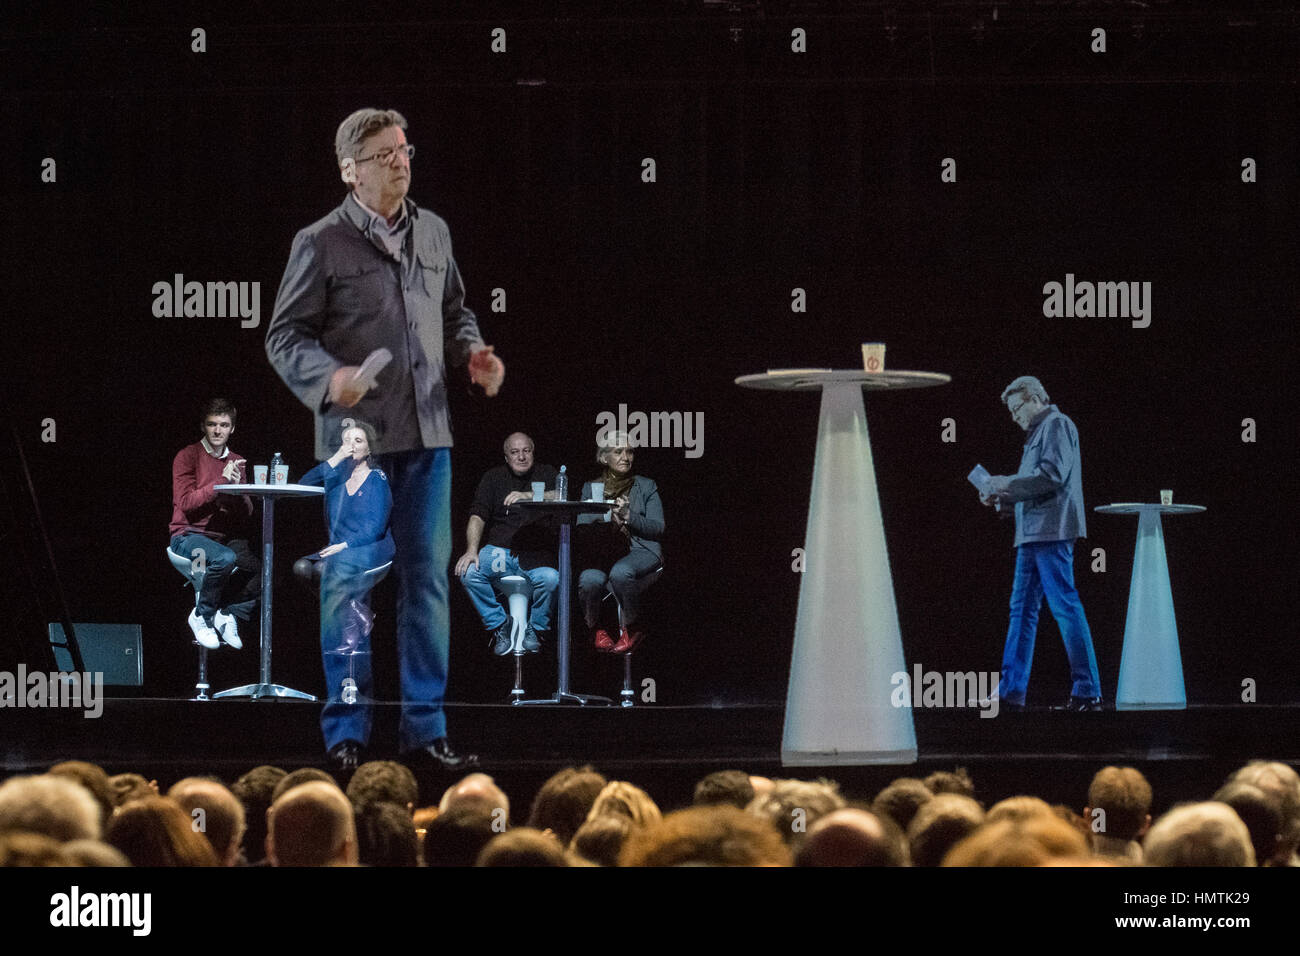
left=169, top=399, right=260, bottom=650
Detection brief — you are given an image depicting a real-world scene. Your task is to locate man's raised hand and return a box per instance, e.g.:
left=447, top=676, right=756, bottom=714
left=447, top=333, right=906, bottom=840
left=469, top=345, right=505, bottom=397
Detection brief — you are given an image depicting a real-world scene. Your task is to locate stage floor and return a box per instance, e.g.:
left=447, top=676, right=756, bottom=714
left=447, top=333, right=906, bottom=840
left=7, top=698, right=1297, bottom=812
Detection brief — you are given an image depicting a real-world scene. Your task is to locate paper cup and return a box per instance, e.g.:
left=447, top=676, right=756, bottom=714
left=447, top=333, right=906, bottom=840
left=861, top=342, right=886, bottom=372
left=274, top=464, right=289, bottom=485
left=254, top=465, right=268, bottom=485
left=531, top=481, right=546, bottom=501
left=590, top=481, right=605, bottom=502
left=1160, top=489, right=1173, bottom=506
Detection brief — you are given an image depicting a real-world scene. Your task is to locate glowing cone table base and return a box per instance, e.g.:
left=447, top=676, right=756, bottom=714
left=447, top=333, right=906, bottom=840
left=737, top=370, right=949, bottom=765
left=1095, top=503, right=1205, bottom=710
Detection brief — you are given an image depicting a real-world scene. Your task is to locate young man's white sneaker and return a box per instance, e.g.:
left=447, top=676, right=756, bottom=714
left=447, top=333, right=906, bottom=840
left=213, top=610, right=243, bottom=650
left=188, top=609, right=222, bottom=650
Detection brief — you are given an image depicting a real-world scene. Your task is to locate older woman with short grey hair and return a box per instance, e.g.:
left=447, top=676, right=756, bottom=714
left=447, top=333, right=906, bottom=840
left=576, top=432, right=664, bottom=654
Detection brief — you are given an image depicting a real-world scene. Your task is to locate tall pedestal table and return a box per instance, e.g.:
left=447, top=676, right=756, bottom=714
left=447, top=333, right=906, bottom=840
left=215, top=483, right=324, bottom=700
left=1095, top=502, right=1205, bottom=710
left=516, top=498, right=616, bottom=706
left=736, top=370, right=950, bottom=765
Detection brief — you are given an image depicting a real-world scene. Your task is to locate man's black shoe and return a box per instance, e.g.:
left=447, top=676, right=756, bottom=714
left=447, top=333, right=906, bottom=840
left=523, top=625, right=541, bottom=654
left=408, top=738, right=481, bottom=771
left=1052, top=695, right=1104, bottom=712
left=490, top=622, right=512, bottom=656
left=328, top=740, right=361, bottom=771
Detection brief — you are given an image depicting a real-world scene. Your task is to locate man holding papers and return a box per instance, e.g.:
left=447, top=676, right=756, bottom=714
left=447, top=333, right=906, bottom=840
left=978, top=376, right=1102, bottom=712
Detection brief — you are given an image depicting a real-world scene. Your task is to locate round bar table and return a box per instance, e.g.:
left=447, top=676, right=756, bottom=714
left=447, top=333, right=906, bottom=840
left=1095, top=502, right=1205, bottom=710
left=736, top=369, right=950, bottom=765
left=215, top=483, right=324, bottom=700
left=515, top=498, right=616, bottom=706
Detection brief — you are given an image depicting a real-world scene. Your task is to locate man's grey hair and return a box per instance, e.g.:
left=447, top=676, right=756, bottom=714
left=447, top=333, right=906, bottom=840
left=1001, top=376, right=1050, bottom=407
left=335, top=108, right=408, bottom=165
left=1144, top=802, right=1255, bottom=867
left=0, top=774, right=101, bottom=842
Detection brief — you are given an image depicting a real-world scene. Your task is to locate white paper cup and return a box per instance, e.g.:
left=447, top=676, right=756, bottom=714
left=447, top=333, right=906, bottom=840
left=254, top=465, right=268, bottom=485
left=1160, top=489, right=1173, bottom=506
left=274, top=464, right=289, bottom=485
left=531, top=481, right=546, bottom=501
left=590, top=481, right=604, bottom=502
left=861, top=342, right=886, bottom=372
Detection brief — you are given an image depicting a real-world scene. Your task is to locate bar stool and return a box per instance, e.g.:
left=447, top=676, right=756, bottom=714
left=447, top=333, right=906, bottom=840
left=165, top=547, right=215, bottom=701
left=601, top=566, right=663, bottom=707
left=494, top=574, right=532, bottom=704
left=313, top=561, right=392, bottom=705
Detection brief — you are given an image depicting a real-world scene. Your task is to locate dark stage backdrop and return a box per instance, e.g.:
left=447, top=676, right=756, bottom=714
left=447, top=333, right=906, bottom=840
left=3, top=5, right=1296, bottom=707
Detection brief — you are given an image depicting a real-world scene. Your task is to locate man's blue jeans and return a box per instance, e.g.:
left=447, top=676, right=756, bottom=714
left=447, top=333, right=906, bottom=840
left=460, top=545, right=558, bottom=632
left=1000, top=540, right=1101, bottom=704
left=320, top=448, right=451, bottom=752
left=169, top=533, right=259, bottom=624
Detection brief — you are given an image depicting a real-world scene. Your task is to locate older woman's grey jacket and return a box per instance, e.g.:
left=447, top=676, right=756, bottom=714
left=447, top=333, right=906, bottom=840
left=578, top=475, right=664, bottom=563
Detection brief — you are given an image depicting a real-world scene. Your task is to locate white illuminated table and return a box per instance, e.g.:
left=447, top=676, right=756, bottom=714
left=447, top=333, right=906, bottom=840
left=1095, top=502, right=1205, bottom=710
left=215, top=483, right=324, bottom=700
left=736, top=369, right=950, bottom=765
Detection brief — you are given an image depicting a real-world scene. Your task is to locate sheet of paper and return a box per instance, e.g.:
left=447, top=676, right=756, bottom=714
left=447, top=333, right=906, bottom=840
left=967, top=464, right=992, bottom=494
left=352, top=347, right=393, bottom=390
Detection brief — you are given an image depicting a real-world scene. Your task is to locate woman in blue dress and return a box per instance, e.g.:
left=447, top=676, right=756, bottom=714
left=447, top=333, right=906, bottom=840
left=297, top=421, right=395, bottom=656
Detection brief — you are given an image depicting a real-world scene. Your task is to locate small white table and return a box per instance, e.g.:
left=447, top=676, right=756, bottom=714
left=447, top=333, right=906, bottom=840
left=1095, top=502, right=1206, bottom=710
left=736, top=369, right=950, bottom=765
left=215, top=483, right=324, bottom=700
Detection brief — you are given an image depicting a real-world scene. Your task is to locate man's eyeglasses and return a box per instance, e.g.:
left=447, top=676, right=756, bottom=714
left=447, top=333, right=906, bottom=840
left=356, top=144, right=415, bottom=165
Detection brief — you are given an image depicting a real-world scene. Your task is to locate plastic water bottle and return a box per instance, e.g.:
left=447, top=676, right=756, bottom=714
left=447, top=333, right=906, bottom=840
left=269, top=452, right=282, bottom=485
left=556, top=465, right=568, bottom=502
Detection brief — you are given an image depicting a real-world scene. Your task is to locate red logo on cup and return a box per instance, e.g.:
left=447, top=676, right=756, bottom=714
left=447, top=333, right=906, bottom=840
left=866, top=357, right=880, bottom=370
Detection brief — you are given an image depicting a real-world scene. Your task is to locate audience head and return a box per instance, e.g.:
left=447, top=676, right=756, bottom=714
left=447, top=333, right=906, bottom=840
left=270, top=767, right=336, bottom=805
left=104, top=795, right=220, bottom=867
left=794, top=807, right=909, bottom=866
left=747, top=779, right=846, bottom=846
left=47, top=761, right=115, bottom=831
left=266, top=781, right=357, bottom=867
left=423, top=807, right=499, bottom=868
left=587, top=781, right=662, bottom=830
left=0, top=831, right=72, bottom=867
left=348, top=761, right=418, bottom=812
left=1226, top=760, right=1300, bottom=865
left=923, top=768, right=976, bottom=799
left=109, top=773, right=158, bottom=808
left=908, top=794, right=986, bottom=867
left=438, top=773, right=510, bottom=824
left=232, top=765, right=287, bottom=864
left=871, top=778, right=933, bottom=831
left=354, top=801, right=419, bottom=867
left=693, top=770, right=755, bottom=810
left=528, top=766, right=608, bottom=845
left=1085, top=766, right=1153, bottom=843
left=569, top=813, right=633, bottom=867
left=476, top=828, right=568, bottom=867
left=1212, top=782, right=1282, bottom=867
left=943, top=815, right=1088, bottom=867
left=167, top=777, right=246, bottom=866
left=621, top=805, right=791, bottom=867
left=1144, top=802, right=1255, bottom=867
left=986, top=795, right=1055, bottom=825
left=0, top=774, right=100, bottom=842
left=61, top=839, right=131, bottom=867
